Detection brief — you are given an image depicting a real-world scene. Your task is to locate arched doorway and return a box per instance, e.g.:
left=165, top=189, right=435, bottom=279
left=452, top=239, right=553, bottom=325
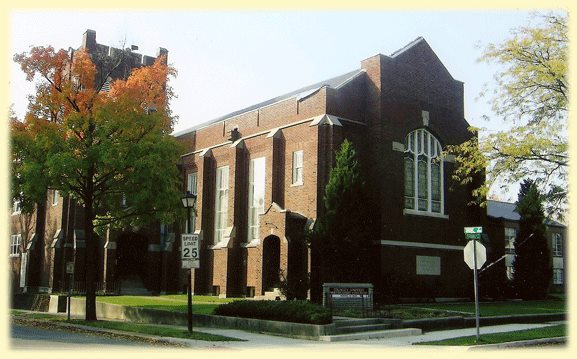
left=262, top=235, right=281, bottom=294
left=116, top=233, right=148, bottom=291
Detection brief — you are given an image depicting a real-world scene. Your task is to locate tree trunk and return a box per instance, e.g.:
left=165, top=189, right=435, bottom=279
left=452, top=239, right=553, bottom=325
left=84, top=167, right=97, bottom=321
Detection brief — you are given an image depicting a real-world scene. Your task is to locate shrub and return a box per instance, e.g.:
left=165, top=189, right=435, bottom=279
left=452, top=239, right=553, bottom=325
left=213, top=300, right=331, bottom=324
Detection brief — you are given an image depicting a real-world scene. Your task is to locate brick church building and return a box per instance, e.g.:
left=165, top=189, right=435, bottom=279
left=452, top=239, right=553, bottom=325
left=11, top=32, right=486, bottom=301
left=174, top=36, right=482, bottom=300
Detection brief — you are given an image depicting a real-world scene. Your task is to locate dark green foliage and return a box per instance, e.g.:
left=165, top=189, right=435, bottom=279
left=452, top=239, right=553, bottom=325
left=213, top=300, right=332, bottom=325
left=312, top=139, right=378, bottom=284
left=512, top=179, right=552, bottom=299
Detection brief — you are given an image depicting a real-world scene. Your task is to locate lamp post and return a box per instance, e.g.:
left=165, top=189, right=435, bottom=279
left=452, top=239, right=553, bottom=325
left=181, top=191, right=197, bottom=333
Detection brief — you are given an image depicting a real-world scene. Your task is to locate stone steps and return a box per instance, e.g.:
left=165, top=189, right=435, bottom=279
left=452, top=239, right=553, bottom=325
left=319, top=328, right=422, bottom=342
left=335, top=323, right=392, bottom=334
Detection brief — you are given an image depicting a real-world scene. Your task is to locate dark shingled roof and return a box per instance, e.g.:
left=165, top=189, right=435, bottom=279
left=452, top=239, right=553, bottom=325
left=487, top=200, right=565, bottom=227
left=173, top=68, right=364, bottom=137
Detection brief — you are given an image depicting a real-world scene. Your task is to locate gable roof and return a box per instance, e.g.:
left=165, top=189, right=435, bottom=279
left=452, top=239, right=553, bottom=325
left=487, top=200, right=565, bottom=228
left=173, top=69, right=365, bottom=137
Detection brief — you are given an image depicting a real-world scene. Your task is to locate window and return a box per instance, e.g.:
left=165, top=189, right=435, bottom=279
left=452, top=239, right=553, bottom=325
left=292, top=150, right=304, bottom=185
left=553, top=268, right=564, bottom=285
left=187, top=172, right=198, bottom=195
left=506, top=266, right=515, bottom=281
left=248, top=157, right=266, bottom=243
left=552, top=233, right=563, bottom=257
left=12, top=199, right=21, bottom=215
left=214, top=166, right=229, bottom=244
left=52, top=190, right=59, bottom=206
left=186, top=172, right=198, bottom=233
left=10, top=234, right=21, bottom=257
left=504, top=227, right=516, bottom=254
left=404, top=129, right=444, bottom=214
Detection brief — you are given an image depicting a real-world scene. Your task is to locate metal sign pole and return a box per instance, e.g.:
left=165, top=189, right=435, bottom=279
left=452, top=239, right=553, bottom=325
left=473, top=239, right=480, bottom=342
left=67, top=272, right=72, bottom=321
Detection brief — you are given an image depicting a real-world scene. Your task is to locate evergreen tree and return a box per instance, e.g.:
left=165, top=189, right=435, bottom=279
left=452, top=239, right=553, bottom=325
left=512, top=179, right=552, bottom=299
left=313, top=139, right=378, bottom=285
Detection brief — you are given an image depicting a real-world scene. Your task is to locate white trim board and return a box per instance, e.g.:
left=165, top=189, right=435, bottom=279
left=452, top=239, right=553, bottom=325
left=379, top=240, right=464, bottom=251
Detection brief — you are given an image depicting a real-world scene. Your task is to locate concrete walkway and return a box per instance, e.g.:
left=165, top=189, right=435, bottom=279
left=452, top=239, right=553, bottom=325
left=15, top=311, right=564, bottom=351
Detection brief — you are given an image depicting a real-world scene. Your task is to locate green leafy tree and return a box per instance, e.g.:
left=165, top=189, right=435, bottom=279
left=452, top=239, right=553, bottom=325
left=312, top=139, right=378, bottom=287
left=511, top=179, right=552, bottom=299
left=447, top=13, right=567, bottom=219
left=12, top=46, right=183, bottom=321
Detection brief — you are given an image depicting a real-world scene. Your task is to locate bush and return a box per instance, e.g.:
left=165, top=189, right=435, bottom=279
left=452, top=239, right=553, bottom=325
left=213, top=300, right=331, bottom=325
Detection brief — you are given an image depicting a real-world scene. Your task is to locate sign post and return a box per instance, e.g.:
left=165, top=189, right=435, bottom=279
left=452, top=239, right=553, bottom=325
left=181, top=233, right=200, bottom=333
left=66, top=261, right=74, bottom=321
left=464, top=227, right=486, bottom=342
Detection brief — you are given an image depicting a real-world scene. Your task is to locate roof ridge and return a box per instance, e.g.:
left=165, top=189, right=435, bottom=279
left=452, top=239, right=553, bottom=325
left=390, top=36, right=425, bottom=58
left=173, top=68, right=364, bottom=137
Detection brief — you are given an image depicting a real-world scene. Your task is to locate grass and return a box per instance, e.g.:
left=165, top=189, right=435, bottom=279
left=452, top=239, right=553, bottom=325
left=416, top=324, right=566, bottom=346
left=11, top=310, right=243, bottom=342
left=95, top=295, right=237, bottom=315
left=401, top=299, right=566, bottom=317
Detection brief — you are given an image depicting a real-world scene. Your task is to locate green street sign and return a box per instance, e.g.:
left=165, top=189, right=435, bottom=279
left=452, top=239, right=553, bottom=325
left=464, top=226, right=483, bottom=234
left=465, top=233, right=481, bottom=240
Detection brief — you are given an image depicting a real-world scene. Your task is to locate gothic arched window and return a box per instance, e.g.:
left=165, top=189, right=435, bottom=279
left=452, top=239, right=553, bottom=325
left=404, top=129, right=444, bottom=214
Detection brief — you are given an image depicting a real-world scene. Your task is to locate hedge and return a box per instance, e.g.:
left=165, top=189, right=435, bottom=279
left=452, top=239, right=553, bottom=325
left=213, top=300, right=332, bottom=325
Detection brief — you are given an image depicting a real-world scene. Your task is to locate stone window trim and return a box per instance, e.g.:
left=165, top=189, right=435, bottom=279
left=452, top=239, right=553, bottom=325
left=403, top=128, right=446, bottom=217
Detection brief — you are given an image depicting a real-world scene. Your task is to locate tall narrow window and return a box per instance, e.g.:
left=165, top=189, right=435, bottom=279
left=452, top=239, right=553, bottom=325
left=12, top=199, right=21, bottom=215
left=10, top=234, right=21, bottom=257
left=187, top=172, right=198, bottom=233
left=52, top=190, right=59, bottom=206
left=403, top=129, right=444, bottom=214
left=504, top=227, right=516, bottom=254
left=552, top=233, right=563, bottom=257
left=214, top=166, right=229, bottom=244
left=248, top=157, right=266, bottom=243
left=187, top=172, right=198, bottom=195
left=292, top=150, right=304, bottom=185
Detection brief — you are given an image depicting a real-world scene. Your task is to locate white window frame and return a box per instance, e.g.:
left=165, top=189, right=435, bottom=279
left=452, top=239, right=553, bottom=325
left=552, top=233, right=563, bottom=257
left=186, top=172, right=198, bottom=233
left=214, top=166, right=229, bottom=245
left=504, top=227, right=516, bottom=254
left=506, top=265, right=515, bottom=281
left=10, top=234, right=21, bottom=257
left=187, top=172, right=198, bottom=196
left=292, top=150, right=304, bottom=186
left=248, top=157, right=266, bottom=243
left=12, top=199, right=21, bottom=215
left=403, top=129, right=445, bottom=217
left=52, top=190, right=59, bottom=206
left=553, top=268, right=564, bottom=285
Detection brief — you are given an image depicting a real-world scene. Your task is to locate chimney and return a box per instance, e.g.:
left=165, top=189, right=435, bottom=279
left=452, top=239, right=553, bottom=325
left=157, top=47, right=168, bottom=64
left=82, top=29, right=97, bottom=53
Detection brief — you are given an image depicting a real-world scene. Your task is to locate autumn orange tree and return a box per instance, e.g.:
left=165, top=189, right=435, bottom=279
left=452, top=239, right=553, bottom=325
left=12, top=46, right=183, bottom=321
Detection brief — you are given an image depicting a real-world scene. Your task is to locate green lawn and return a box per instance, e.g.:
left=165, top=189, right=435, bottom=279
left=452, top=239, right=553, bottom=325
left=401, top=299, right=566, bottom=317
left=416, top=324, right=566, bottom=346
left=95, top=295, right=236, bottom=315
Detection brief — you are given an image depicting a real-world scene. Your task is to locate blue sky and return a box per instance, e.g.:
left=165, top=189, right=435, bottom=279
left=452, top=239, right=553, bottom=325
left=10, top=10, right=540, bottom=137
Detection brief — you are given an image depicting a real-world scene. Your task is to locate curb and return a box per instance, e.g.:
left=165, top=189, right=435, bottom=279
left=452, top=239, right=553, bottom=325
left=13, top=316, right=195, bottom=348
left=468, top=337, right=567, bottom=349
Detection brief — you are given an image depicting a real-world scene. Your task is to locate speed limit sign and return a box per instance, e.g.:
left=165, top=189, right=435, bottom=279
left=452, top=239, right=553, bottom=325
left=181, top=234, right=200, bottom=269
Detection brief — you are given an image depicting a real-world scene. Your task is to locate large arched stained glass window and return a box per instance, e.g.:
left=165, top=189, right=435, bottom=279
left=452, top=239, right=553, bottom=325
left=404, top=129, right=444, bottom=214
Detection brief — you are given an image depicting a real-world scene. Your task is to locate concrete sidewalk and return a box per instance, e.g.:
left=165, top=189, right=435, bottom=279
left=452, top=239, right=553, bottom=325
left=12, top=311, right=565, bottom=350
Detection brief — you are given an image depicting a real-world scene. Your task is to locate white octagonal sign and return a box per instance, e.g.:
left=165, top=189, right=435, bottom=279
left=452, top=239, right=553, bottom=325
left=463, top=240, right=487, bottom=270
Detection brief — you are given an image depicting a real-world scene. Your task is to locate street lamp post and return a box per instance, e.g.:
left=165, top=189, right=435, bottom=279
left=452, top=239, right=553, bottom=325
left=181, top=191, right=197, bottom=334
